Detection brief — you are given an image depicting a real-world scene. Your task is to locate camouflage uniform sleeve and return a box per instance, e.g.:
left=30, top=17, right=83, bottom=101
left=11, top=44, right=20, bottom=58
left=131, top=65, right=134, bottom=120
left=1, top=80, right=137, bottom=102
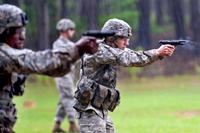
left=53, top=38, right=74, bottom=50
left=0, top=44, right=80, bottom=76
left=86, top=44, right=159, bottom=67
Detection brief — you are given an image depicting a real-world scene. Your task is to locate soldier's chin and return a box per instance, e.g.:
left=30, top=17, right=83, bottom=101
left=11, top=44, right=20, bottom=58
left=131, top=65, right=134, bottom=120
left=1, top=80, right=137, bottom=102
left=17, top=43, right=25, bottom=49
left=120, top=47, right=125, bottom=50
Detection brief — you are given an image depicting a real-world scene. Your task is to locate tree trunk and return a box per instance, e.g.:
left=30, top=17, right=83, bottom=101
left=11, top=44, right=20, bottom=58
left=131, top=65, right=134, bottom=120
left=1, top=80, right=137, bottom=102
left=190, top=0, right=200, bottom=42
left=75, top=0, right=81, bottom=16
left=23, top=0, right=32, bottom=6
left=101, top=0, right=113, bottom=15
left=2, top=0, right=20, bottom=6
left=155, top=0, right=164, bottom=25
left=190, top=0, right=200, bottom=55
left=168, top=0, right=186, bottom=39
left=35, top=0, right=50, bottom=50
left=137, top=0, right=151, bottom=48
left=59, top=0, right=68, bottom=18
left=80, top=0, right=99, bottom=30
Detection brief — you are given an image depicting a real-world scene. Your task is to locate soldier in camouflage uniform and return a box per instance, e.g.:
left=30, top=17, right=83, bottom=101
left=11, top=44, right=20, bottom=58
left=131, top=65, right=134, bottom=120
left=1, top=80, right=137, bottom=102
left=0, top=4, right=98, bottom=133
left=52, top=19, right=79, bottom=133
left=74, top=18, right=176, bottom=133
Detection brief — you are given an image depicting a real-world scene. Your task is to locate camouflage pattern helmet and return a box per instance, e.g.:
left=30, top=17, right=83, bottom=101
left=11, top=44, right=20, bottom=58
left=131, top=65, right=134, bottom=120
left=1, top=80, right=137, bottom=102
left=102, top=18, right=132, bottom=37
left=56, top=18, right=75, bottom=31
left=0, top=4, right=28, bottom=34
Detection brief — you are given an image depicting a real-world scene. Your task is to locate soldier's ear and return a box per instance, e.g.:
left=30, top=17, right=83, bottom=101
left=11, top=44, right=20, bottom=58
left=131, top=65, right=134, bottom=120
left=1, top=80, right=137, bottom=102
left=105, top=37, right=115, bottom=43
left=0, top=28, right=10, bottom=42
left=5, top=27, right=18, bottom=36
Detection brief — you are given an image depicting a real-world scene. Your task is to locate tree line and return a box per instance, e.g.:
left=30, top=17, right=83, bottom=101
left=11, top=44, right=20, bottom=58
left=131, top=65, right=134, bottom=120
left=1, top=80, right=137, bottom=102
left=1, top=0, right=200, bottom=55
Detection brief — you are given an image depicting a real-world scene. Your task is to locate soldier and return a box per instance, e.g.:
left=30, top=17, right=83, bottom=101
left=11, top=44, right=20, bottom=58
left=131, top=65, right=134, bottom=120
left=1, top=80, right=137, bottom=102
left=0, top=4, right=98, bottom=133
left=74, top=18, right=176, bottom=133
left=52, top=19, right=79, bottom=133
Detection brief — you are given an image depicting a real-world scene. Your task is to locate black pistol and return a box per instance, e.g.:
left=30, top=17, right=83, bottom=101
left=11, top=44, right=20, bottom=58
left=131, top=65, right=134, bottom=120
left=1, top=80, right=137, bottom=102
left=159, top=40, right=189, bottom=46
left=82, top=30, right=116, bottom=38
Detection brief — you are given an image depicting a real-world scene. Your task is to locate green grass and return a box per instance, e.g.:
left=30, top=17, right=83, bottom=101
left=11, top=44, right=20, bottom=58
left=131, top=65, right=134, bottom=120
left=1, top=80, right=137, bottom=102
left=14, top=75, right=200, bottom=133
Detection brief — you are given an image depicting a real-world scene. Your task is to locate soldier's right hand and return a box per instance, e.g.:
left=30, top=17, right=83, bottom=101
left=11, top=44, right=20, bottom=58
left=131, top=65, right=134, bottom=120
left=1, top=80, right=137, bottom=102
left=75, top=36, right=98, bottom=56
left=156, top=44, right=175, bottom=57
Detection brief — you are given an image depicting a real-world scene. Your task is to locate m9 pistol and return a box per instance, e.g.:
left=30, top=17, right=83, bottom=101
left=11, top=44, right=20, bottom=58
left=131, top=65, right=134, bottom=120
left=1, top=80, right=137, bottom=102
left=159, top=40, right=189, bottom=46
left=82, top=30, right=116, bottom=38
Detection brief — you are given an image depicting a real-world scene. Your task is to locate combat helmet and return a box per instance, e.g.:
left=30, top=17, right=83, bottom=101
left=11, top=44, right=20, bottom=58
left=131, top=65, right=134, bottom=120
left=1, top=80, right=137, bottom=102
left=56, top=18, right=75, bottom=31
left=102, top=18, right=132, bottom=38
left=0, top=4, right=28, bottom=34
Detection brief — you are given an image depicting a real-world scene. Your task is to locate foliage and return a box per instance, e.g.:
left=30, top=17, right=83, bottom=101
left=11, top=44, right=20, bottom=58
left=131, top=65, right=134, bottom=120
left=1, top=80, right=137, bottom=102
left=100, top=0, right=138, bottom=29
left=195, top=65, right=200, bottom=75
left=126, top=66, right=143, bottom=79
left=100, top=11, right=138, bottom=29
left=151, top=14, right=173, bottom=34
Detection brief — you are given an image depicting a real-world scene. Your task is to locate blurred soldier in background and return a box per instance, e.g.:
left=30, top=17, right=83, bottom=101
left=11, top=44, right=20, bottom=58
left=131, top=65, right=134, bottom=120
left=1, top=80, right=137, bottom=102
left=74, top=18, right=176, bottom=133
left=52, top=19, right=79, bottom=133
left=0, top=4, right=98, bottom=133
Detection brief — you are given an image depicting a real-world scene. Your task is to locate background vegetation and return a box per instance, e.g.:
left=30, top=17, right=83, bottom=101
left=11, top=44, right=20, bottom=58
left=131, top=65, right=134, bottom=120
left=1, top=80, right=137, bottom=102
left=1, top=0, right=200, bottom=75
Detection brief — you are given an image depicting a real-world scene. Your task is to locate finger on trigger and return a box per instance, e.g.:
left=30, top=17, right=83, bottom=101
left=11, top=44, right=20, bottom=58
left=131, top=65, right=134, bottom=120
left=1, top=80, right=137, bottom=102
left=87, top=36, right=96, bottom=41
left=166, top=45, right=175, bottom=49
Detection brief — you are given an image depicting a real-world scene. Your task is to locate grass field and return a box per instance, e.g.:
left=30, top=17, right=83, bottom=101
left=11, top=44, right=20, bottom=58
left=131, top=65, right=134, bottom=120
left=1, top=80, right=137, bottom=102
left=13, top=75, right=200, bottom=133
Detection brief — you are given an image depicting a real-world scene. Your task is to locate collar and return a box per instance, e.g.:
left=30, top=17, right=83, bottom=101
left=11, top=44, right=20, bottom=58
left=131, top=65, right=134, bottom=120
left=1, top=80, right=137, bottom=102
left=59, top=35, right=69, bottom=42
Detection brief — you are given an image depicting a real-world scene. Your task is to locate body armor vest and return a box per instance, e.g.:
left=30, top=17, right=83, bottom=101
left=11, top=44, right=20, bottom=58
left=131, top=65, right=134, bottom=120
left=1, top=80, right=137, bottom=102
left=75, top=61, right=120, bottom=112
left=0, top=73, right=27, bottom=130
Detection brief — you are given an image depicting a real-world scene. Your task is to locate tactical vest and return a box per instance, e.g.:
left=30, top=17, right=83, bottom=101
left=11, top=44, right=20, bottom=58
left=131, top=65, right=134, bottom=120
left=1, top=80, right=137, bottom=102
left=0, top=73, right=26, bottom=129
left=0, top=44, right=26, bottom=130
left=0, top=73, right=11, bottom=89
left=0, top=73, right=16, bottom=128
left=75, top=61, right=120, bottom=112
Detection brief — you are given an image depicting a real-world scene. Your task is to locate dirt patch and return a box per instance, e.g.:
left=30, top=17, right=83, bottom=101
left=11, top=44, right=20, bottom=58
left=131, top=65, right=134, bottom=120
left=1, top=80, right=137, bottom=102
left=23, top=101, right=37, bottom=109
left=172, top=110, right=200, bottom=119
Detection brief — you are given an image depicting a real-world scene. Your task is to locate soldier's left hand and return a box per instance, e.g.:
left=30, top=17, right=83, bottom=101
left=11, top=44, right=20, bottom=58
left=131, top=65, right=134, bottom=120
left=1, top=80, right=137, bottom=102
left=75, top=36, right=98, bottom=55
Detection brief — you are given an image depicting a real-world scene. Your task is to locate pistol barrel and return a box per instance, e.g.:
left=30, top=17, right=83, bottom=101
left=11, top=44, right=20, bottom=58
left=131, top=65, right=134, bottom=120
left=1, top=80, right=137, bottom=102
left=83, top=30, right=116, bottom=38
left=159, top=40, right=188, bottom=46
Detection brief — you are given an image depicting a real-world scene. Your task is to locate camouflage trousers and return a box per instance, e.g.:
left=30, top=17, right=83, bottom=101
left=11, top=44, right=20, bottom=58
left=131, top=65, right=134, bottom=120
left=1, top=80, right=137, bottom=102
left=78, top=110, right=115, bottom=133
left=0, top=103, right=17, bottom=133
left=55, top=82, right=76, bottom=123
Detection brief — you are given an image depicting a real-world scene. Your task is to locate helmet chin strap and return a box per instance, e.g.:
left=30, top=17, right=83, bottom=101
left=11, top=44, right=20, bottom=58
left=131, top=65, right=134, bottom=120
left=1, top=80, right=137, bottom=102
left=104, top=36, right=118, bottom=48
left=113, top=36, right=120, bottom=48
left=113, top=41, right=119, bottom=48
